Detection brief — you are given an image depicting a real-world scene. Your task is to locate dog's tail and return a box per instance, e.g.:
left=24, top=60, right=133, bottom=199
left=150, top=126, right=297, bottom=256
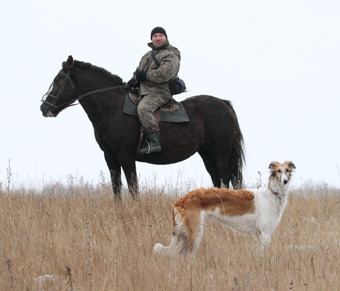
left=172, top=206, right=181, bottom=231
left=172, top=205, right=191, bottom=255
left=172, top=204, right=187, bottom=235
left=172, top=207, right=176, bottom=229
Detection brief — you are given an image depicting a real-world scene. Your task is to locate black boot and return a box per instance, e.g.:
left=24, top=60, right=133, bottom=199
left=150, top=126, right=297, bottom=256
left=139, top=131, right=161, bottom=154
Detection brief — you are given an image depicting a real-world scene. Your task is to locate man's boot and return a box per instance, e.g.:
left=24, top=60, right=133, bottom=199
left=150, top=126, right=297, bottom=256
left=139, top=131, right=161, bottom=154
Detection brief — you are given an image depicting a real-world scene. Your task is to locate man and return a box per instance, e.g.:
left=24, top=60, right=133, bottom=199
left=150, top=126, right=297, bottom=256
left=130, top=27, right=181, bottom=154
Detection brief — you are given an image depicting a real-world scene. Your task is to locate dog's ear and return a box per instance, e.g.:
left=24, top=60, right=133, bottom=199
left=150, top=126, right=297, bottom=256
left=287, top=162, right=296, bottom=171
left=269, top=162, right=279, bottom=170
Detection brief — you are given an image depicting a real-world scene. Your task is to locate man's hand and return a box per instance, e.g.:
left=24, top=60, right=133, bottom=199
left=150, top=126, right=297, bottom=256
left=135, top=70, right=147, bottom=82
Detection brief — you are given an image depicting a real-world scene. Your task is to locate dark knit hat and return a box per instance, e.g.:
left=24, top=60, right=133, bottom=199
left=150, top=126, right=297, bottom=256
left=150, top=27, right=167, bottom=40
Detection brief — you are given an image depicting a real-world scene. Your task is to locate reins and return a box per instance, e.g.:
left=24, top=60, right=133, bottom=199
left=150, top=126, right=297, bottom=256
left=77, top=85, right=127, bottom=102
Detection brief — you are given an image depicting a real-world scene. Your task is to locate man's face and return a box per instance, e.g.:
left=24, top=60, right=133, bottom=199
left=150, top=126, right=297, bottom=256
left=152, top=33, right=167, bottom=48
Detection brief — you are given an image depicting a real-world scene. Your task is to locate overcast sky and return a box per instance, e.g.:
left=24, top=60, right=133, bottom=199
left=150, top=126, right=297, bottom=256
left=1, top=0, right=339, bottom=190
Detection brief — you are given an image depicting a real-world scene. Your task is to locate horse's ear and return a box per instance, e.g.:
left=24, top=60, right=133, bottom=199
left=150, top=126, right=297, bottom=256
left=62, top=55, right=74, bottom=70
left=268, top=162, right=279, bottom=170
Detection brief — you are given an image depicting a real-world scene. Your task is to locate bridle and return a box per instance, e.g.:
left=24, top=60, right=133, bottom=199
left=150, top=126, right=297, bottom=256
left=41, top=70, right=77, bottom=109
left=41, top=70, right=127, bottom=110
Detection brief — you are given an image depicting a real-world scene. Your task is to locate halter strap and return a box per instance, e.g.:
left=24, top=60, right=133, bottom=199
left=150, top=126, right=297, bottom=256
left=59, top=71, right=76, bottom=92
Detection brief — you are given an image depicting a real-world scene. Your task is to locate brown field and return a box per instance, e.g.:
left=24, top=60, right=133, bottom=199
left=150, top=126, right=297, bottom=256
left=0, top=179, right=339, bottom=290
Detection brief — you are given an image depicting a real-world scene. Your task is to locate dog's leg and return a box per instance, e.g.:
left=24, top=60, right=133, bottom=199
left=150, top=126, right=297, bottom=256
left=256, top=233, right=271, bottom=255
left=185, top=210, right=204, bottom=257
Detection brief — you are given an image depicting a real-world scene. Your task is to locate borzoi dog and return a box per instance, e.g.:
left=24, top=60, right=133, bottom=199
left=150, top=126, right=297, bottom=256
left=153, top=161, right=296, bottom=256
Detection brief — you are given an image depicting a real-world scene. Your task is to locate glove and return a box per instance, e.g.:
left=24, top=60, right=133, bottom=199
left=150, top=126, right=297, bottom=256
left=135, top=70, right=147, bottom=82
left=127, top=77, right=139, bottom=87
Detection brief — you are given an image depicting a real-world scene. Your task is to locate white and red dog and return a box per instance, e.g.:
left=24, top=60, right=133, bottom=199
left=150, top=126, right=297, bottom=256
left=153, top=161, right=296, bottom=256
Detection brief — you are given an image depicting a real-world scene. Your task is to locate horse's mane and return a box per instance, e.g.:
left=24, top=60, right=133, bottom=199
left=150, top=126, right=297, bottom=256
left=74, top=60, right=124, bottom=85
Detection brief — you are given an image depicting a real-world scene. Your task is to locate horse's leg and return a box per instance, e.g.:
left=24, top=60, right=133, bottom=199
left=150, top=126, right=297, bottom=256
left=104, top=152, right=122, bottom=201
left=216, top=160, right=231, bottom=188
left=213, top=132, right=244, bottom=189
left=214, top=144, right=234, bottom=188
left=120, top=156, right=138, bottom=199
left=198, top=148, right=221, bottom=188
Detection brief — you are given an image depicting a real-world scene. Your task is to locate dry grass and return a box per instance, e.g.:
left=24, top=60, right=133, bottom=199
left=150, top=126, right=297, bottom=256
left=0, top=180, right=339, bottom=290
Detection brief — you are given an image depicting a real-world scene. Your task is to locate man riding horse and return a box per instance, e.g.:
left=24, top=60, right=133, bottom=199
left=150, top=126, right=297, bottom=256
left=129, top=27, right=181, bottom=154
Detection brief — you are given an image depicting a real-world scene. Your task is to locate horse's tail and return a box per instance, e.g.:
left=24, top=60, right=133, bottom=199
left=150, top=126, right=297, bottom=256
left=223, top=100, right=245, bottom=189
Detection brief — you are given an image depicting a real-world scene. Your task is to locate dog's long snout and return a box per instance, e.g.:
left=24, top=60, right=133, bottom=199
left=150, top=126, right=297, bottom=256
left=283, top=179, right=288, bottom=184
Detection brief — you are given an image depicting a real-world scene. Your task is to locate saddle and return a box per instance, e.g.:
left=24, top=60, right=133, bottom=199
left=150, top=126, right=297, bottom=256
left=123, top=92, right=189, bottom=123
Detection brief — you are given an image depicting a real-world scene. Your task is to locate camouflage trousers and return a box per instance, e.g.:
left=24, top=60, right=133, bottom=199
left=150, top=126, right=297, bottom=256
left=137, top=93, right=172, bottom=133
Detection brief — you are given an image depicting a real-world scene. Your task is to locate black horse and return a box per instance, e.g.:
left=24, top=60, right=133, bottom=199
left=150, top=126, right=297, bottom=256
left=40, top=56, right=245, bottom=200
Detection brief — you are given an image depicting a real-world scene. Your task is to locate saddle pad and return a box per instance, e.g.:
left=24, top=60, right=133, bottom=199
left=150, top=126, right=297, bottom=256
left=123, top=94, right=189, bottom=123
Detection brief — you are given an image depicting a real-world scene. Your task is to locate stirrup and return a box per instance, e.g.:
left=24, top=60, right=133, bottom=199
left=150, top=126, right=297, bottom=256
left=139, top=142, right=161, bottom=154
left=139, top=142, right=151, bottom=154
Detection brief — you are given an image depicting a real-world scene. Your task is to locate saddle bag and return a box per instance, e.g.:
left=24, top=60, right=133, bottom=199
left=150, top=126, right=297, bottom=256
left=169, top=77, right=187, bottom=95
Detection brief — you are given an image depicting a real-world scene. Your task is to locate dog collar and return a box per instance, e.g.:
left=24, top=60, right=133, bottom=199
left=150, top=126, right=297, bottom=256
left=271, top=190, right=279, bottom=196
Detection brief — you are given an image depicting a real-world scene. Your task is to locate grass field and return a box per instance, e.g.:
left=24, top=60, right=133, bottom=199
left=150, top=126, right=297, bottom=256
left=0, top=178, right=339, bottom=290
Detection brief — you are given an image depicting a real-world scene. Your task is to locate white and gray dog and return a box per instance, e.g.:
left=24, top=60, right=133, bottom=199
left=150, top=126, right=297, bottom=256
left=153, top=161, right=296, bottom=256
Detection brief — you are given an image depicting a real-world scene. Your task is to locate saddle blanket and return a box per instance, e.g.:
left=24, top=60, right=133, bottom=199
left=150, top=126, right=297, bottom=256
left=123, top=93, right=189, bottom=123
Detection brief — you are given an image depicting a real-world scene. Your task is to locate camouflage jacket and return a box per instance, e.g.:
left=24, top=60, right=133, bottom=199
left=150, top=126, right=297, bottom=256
left=137, top=40, right=181, bottom=96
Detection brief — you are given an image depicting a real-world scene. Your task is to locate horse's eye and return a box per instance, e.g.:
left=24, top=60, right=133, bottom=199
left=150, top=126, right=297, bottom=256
left=278, top=169, right=282, bottom=173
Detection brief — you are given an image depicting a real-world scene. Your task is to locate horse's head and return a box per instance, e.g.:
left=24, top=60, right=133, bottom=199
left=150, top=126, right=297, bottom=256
left=40, top=56, right=77, bottom=117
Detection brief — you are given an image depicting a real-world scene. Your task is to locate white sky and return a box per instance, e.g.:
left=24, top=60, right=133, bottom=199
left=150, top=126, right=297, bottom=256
left=1, top=0, right=340, bottom=190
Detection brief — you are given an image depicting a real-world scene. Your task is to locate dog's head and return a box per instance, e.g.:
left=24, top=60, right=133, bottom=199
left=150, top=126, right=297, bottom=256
left=269, top=161, right=296, bottom=185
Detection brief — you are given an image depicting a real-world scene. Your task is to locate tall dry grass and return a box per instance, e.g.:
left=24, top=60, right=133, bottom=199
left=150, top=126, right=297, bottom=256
left=0, top=178, right=339, bottom=290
